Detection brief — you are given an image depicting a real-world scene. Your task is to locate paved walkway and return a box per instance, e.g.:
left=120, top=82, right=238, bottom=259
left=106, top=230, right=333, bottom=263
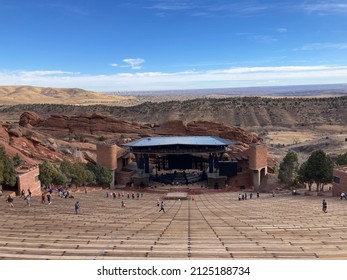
left=1, top=190, right=347, bottom=259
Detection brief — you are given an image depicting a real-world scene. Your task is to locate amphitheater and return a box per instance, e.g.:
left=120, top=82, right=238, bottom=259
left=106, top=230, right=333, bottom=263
left=1, top=188, right=347, bottom=260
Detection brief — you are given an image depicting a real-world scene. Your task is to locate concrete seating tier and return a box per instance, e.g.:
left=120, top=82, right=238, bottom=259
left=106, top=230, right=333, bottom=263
left=1, top=190, right=347, bottom=259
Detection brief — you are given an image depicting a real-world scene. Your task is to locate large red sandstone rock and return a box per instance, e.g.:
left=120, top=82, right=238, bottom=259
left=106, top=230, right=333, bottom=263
left=12, top=112, right=261, bottom=164
left=19, top=111, right=43, bottom=127
left=0, top=125, right=10, bottom=143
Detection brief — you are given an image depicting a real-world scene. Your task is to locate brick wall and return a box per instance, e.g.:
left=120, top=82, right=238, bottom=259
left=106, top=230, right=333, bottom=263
left=115, top=170, right=135, bottom=185
left=332, top=167, right=347, bottom=196
left=17, top=167, right=41, bottom=196
left=96, top=143, right=118, bottom=170
left=248, top=143, right=267, bottom=170
left=226, top=172, right=251, bottom=189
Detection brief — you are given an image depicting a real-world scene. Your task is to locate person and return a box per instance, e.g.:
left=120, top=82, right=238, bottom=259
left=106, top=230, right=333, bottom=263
left=28, top=189, right=32, bottom=197
left=41, top=193, right=46, bottom=204
left=238, top=193, right=242, bottom=201
left=322, top=199, right=327, bottom=213
left=159, top=201, right=165, bottom=213
left=7, top=195, right=14, bottom=208
left=121, top=200, right=126, bottom=207
left=20, top=189, right=25, bottom=197
left=272, top=190, right=276, bottom=197
left=75, top=201, right=80, bottom=214
left=249, top=192, right=253, bottom=199
left=257, top=192, right=260, bottom=198
left=25, top=195, right=31, bottom=207
left=340, top=192, right=346, bottom=200
left=47, top=193, right=51, bottom=205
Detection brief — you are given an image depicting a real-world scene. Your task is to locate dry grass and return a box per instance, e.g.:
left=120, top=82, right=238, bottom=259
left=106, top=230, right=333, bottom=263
left=0, top=86, right=133, bottom=105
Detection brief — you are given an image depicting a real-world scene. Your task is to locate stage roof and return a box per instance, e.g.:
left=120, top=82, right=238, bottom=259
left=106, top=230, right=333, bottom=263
left=123, top=136, right=234, bottom=147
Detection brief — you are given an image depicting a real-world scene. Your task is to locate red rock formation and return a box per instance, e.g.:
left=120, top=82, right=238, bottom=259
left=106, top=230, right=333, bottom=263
left=11, top=111, right=261, bottom=164
left=185, top=121, right=261, bottom=144
left=19, top=111, right=43, bottom=128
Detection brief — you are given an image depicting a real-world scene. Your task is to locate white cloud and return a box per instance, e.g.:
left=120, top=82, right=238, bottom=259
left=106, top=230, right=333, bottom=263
left=19, top=70, right=79, bottom=76
left=303, top=2, right=347, bottom=14
left=297, top=42, right=347, bottom=50
left=122, top=58, right=145, bottom=69
left=276, top=28, right=288, bottom=33
left=110, top=63, right=118, bottom=67
left=1, top=65, right=347, bottom=91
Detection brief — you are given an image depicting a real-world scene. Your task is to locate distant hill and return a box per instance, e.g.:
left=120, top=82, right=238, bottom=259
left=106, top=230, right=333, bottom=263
left=0, top=86, right=133, bottom=105
left=1, top=95, right=347, bottom=129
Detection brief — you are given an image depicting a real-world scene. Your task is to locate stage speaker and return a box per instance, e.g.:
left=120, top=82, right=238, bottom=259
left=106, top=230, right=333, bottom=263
left=144, top=154, right=149, bottom=173
left=138, top=156, right=144, bottom=169
left=219, top=161, right=238, bottom=177
left=208, top=154, right=214, bottom=173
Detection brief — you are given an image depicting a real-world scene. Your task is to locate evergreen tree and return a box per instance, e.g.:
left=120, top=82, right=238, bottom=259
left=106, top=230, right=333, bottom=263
left=59, top=160, right=75, bottom=182
left=39, top=160, right=59, bottom=187
left=305, top=150, right=334, bottom=192
left=0, top=146, right=17, bottom=187
left=86, top=162, right=112, bottom=186
left=53, top=171, right=68, bottom=186
left=0, top=156, right=4, bottom=186
left=298, top=161, right=314, bottom=191
left=337, top=152, right=347, bottom=165
left=278, top=150, right=299, bottom=187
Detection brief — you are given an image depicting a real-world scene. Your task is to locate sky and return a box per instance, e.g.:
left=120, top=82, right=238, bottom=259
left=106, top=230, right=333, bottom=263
left=0, top=0, right=347, bottom=92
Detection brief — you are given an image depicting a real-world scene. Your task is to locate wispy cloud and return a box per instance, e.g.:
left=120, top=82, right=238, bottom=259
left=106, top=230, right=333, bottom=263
left=19, top=70, right=79, bottom=76
left=122, top=58, right=145, bottom=70
left=48, top=3, right=90, bottom=16
left=296, top=42, right=347, bottom=50
left=251, top=35, right=278, bottom=43
left=302, top=1, right=347, bottom=15
left=150, top=2, right=193, bottom=11
left=147, top=0, right=273, bottom=17
left=276, top=27, right=288, bottom=33
left=110, top=63, right=118, bottom=67
left=1, top=65, right=347, bottom=91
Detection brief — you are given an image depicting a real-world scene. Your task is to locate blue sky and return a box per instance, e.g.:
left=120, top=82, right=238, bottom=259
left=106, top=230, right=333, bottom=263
left=0, top=0, right=347, bottom=91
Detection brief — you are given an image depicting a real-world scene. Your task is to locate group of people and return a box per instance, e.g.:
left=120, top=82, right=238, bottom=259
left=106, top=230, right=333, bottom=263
left=105, top=191, right=144, bottom=200
left=238, top=192, right=260, bottom=200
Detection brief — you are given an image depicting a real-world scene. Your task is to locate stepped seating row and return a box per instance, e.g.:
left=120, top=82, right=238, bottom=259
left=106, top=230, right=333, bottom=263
left=1, top=190, right=347, bottom=259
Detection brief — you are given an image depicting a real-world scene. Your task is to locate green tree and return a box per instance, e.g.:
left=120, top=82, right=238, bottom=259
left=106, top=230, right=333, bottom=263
left=305, top=150, right=334, bottom=192
left=298, top=161, right=314, bottom=191
left=13, top=154, right=24, bottom=167
left=86, top=162, right=112, bottom=186
left=39, top=160, right=59, bottom=187
left=0, top=146, right=17, bottom=187
left=278, top=150, right=299, bottom=187
left=59, top=160, right=75, bottom=182
left=53, top=171, right=68, bottom=186
left=0, top=158, right=4, bottom=186
left=71, top=163, right=91, bottom=186
left=337, top=152, right=347, bottom=165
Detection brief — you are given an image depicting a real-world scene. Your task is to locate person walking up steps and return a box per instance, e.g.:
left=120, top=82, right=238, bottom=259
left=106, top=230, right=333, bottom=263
left=7, top=195, right=14, bottom=208
left=159, top=201, right=165, bottom=213
left=47, top=193, right=51, bottom=205
left=322, top=199, right=327, bottom=213
left=75, top=201, right=80, bottom=214
left=24, top=195, right=31, bottom=207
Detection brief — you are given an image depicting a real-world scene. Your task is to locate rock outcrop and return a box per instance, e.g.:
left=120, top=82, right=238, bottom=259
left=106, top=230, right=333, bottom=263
left=19, top=111, right=43, bottom=127
left=0, top=111, right=263, bottom=165
left=21, top=112, right=261, bottom=144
